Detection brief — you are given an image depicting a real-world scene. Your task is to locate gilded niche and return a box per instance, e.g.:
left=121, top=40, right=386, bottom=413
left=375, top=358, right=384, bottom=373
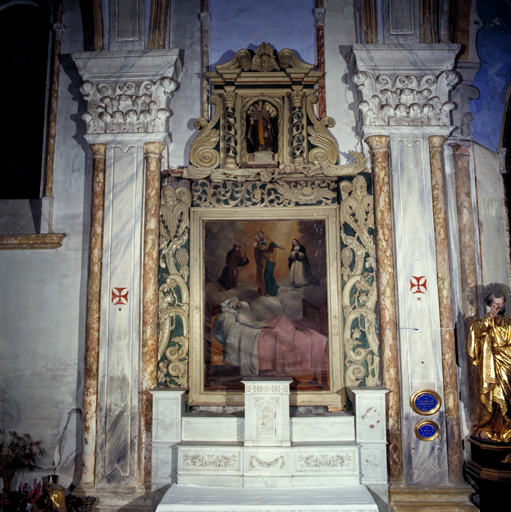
left=188, top=43, right=338, bottom=171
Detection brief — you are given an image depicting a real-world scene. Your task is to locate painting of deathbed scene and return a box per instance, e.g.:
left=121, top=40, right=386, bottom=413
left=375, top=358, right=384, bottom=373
left=204, top=218, right=329, bottom=392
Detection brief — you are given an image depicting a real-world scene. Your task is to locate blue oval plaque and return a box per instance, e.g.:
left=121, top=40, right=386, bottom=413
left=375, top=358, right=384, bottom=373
left=411, top=389, right=441, bottom=415
left=415, top=420, right=440, bottom=441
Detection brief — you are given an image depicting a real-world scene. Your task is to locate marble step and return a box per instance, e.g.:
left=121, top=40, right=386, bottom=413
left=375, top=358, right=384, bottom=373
left=157, top=484, right=378, bottom=511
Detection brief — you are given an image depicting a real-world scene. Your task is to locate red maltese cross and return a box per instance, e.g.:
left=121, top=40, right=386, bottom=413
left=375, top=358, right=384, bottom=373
left=410, top=276, right=427, bottom=294
left=112, top=287, right=129, bottom=305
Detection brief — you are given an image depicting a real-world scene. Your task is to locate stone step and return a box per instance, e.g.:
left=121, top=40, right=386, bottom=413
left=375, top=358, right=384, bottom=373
left=157, top=484, right=378, bottom=511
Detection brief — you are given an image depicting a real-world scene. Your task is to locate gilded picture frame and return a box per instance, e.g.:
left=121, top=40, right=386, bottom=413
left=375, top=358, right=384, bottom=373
left=189, top=206, right=343, bottom=406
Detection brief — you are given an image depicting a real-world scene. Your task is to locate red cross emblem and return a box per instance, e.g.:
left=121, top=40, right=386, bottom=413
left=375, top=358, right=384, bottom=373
left=410, top=276, right=427, bottom=294
left=112, top=287, right=129, bottom=305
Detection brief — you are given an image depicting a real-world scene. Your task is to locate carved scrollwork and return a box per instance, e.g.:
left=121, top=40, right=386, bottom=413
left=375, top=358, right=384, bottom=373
left=306, top=95, right=338, bottom=165
left=192, top=179, right=337, bottom=208
left=353, top=71, right=459, bottom=126
left=340, top=176, right=380, bottom=388
left=184, top=152, right=367, bottom=181
left=190, top=95, right=221, bottom=168
left=278, top=48, right=314, bottom=71
left=158, top=180, right=191, bottom=388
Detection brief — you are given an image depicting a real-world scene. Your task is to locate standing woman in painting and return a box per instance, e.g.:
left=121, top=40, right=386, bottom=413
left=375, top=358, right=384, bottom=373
left=288, top=239, right=319, bottom=287
left=252, top=231, right=283, bottom=296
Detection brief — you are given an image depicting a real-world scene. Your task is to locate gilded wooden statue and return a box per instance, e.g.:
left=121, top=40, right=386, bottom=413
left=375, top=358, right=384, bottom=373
left=468, top=283, right=511, bottom=441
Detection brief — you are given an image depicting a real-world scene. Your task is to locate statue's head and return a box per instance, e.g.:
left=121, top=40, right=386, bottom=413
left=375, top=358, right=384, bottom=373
left=485, top=292, right=506, bottom=316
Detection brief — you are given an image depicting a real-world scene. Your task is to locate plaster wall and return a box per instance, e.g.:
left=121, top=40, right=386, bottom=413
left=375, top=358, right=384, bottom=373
left=474, top=143, right=511, bottom=289
left=0, top=1, right=88, bottom=487
left=324, top=0, right=361, bottom=160
left=167, top=0, right=201, bottom=168
left=209, top=0, right=315, bottom=68
left=470, top=1, right=511, bottom=152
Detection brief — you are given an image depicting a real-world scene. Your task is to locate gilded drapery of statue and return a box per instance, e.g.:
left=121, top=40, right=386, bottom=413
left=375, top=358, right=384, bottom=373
left=468, top=286, right=511, bottom=441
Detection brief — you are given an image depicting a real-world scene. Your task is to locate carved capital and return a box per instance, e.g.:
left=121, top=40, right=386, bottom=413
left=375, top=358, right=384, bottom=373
left=144, top=141, right=166, bottom=158
left=53, top=22, right=65, bottom=40
left=74, top=50, right=182, bottom=135
left=354, top=71, right=459, bottom=126
left=198, top=12, right=210, bottom=30
left=290, top=90, right=305, bottom=108
left=314, top=7, right=326, bottom=25
left=429, top=135, right=446, bottom=158
left=80, top=77, right=178, bottom=134
left=89, top=143, right=106, bottom=158
left=365, top=135, right=389, bottom=153
left=224, top=91, right=237, bottom=109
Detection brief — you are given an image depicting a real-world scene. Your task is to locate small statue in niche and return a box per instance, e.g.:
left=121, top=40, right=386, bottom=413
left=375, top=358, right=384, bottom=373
left=246, top=100, right=277, bottom=154
left=468, top=283, right=511, bottom=441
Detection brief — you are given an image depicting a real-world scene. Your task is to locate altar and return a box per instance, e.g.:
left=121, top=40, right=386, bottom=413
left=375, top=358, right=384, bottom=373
left=151, top=380, right=388, bottom=511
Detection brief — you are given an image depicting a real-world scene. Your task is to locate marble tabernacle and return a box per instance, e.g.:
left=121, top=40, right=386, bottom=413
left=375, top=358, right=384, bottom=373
left=151, top=380, right=388, bottom=512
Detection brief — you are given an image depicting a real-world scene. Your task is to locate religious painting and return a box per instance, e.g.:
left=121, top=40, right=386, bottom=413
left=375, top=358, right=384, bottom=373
left=189, top=207, right=343, bottom=406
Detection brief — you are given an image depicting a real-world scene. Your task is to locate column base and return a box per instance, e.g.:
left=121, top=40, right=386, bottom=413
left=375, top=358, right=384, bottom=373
left=389, top=484, right=477, bottom=512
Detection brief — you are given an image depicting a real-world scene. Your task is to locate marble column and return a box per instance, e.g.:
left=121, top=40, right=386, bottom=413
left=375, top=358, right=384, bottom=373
left=44, top=10, right=64, bottom=199
left=199, top=10, right=211, bottom=120
left=365, top=135, right=403, bottom=483
left=82, top=143, right=106, bottom=488
left=429, top=135, right=462, bottom=481
left=451, top=143, right=480, bottom=322
left=314, top=5, right=326, bottom=119
left=451, top=142, right=481, bottom=431
left=140, top=141, right=166, bottom=484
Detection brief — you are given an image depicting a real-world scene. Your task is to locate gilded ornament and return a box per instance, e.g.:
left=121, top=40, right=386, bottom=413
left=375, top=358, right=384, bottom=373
left=414, top=420, right=440, bottom=441
left=158, top=180, right=191, bottom=387
left=468, top=285, right=511, bottom=441
left=251, top=42, right=279, bottom=72
left=306, top=96, right=338, bottom=165
left=340, top=176, right=379, bottom=388
left=191, top=179, right=337, bottom=208
left=189, top=95, right=221, bottom=169
left=410, top=389, right=442, bottom=415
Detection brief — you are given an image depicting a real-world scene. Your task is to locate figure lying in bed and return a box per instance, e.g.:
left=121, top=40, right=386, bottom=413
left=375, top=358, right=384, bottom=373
left=212, top=297, right=329, bottom=382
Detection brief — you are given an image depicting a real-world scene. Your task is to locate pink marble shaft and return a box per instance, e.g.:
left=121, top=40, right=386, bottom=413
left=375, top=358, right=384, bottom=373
left=451, top=142, right=481, bottom=431
left=365, top=135, right=403, bottom=483
left=44, top=1, right=63, bottom=198
left=140, top=141, right=166, bottom=485
left=82, top=143, right=106, bottom=487
left=200, top=12, right=210, bottom=119
left=429, top=135, right=462, bottom=481
left=451, top=143, right=479, bottom=320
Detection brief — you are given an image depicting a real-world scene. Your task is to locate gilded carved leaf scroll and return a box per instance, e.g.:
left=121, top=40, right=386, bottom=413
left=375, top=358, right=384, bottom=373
left=340, top=176, right=380, bottom=388
left=158, top=180, right=191, bottom=388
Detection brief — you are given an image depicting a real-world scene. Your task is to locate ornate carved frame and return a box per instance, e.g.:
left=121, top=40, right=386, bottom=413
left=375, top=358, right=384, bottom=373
left=158, top=44, right=380, bottom=406
left=188, top=206, right=343, bottom=406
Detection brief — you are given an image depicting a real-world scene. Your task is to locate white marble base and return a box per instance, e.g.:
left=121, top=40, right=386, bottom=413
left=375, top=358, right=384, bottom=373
left=157, top=484, right=378, bottom=511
